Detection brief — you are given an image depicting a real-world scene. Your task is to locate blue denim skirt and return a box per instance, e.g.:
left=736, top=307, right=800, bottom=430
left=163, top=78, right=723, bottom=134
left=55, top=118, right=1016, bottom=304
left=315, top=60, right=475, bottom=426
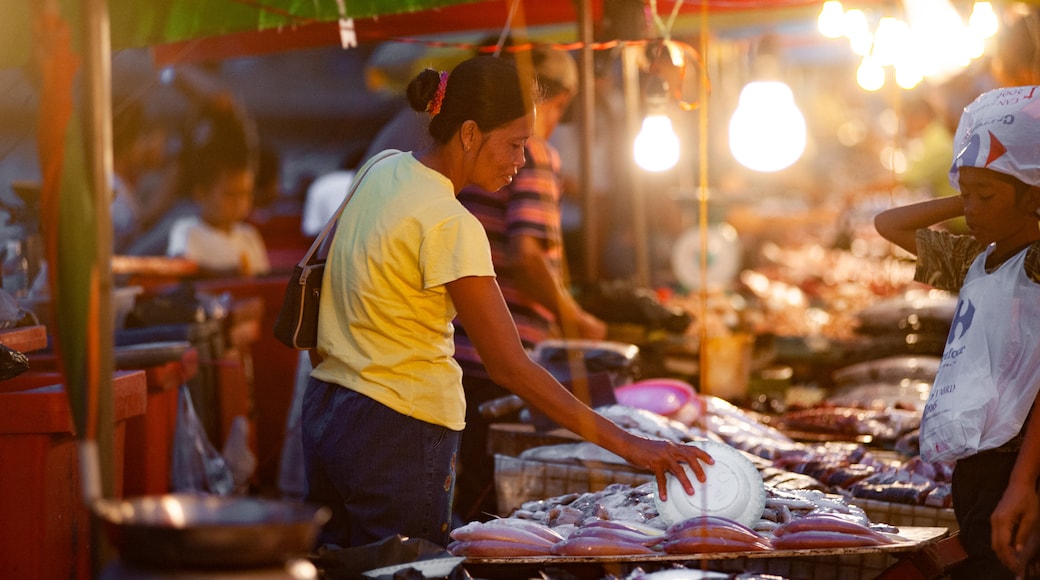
left=301, top=376, right=460, bottom=548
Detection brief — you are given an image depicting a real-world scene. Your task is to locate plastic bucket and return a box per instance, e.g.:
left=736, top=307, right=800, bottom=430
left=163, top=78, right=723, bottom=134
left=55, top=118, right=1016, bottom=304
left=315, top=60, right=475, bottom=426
left=701, top=333, right=753, bottom=402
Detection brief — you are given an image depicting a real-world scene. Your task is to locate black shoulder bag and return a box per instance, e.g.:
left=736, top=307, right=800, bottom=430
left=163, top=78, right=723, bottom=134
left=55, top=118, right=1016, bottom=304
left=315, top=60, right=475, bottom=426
left=273, top=150, right=396, bottom=349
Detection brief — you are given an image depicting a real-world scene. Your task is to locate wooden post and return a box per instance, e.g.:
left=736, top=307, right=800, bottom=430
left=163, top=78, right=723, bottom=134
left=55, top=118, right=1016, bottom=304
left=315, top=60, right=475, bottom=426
left=80, top=0, right=116, bottom=572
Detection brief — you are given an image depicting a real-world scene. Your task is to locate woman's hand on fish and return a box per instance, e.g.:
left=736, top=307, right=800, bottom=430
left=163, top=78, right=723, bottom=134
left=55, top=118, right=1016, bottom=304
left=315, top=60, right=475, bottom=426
left=619, top=436, right=713, bottom=500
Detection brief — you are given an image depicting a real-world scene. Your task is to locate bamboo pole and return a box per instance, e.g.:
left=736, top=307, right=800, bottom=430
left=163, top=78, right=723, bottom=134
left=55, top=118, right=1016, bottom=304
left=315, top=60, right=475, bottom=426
left=80, top=0, right=115, bottom=571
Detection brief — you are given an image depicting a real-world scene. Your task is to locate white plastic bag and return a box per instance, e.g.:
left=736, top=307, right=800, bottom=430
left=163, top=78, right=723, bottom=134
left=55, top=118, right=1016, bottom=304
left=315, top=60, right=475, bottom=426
left=920, top=248, right=1040, bottom=462
left=222, top=415, right=257, bottom=494
left=171, top=384, right=235, bottom=494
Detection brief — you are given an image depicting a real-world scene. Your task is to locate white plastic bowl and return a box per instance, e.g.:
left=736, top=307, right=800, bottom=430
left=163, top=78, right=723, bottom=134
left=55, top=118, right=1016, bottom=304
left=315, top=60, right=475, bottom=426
left=654, top=439, right=765, bottom=528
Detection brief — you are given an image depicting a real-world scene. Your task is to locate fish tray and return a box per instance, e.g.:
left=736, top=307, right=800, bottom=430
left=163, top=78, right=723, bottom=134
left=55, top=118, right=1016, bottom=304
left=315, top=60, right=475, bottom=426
left=494, top=455, right=653, bottom=517
left=463, top=527, right=949, bottom=580
left=850, top=497, right=958, bottom=532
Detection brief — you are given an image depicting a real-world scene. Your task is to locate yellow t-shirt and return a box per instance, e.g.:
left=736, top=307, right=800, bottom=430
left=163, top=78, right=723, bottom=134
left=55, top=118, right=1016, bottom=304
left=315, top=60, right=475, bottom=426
left=311, top=151, right=495, bottom=431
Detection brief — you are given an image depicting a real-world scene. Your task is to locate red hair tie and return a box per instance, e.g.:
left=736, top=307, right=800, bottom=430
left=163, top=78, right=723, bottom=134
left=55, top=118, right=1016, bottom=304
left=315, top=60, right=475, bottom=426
left=427, top=71, right=449, bottom=117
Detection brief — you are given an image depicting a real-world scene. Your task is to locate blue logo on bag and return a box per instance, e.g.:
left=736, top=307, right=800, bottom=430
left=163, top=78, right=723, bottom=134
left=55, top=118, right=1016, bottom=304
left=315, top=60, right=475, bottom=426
left=946, top=299, right=975, bottom=345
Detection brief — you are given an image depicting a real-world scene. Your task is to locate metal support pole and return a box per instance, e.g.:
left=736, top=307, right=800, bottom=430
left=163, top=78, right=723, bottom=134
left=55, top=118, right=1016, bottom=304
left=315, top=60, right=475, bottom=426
left=622, top=45, right=650, bottom=287
left=576, top=0, right=597, bottom=283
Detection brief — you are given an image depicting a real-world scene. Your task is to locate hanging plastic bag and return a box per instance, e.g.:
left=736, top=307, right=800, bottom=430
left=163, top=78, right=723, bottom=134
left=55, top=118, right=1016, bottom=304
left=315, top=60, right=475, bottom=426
left=0, top=287, right=39, bottom=330
left=222, top=415, right=257, bottom=494
left=171, top=384, right=235, bottom=495
left=920, top=249, right=1040, bottom=462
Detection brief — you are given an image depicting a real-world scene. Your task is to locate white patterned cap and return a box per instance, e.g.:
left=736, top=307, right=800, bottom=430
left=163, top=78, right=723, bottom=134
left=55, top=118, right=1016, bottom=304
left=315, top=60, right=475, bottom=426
left=950, top=85, right=1040, bottom=190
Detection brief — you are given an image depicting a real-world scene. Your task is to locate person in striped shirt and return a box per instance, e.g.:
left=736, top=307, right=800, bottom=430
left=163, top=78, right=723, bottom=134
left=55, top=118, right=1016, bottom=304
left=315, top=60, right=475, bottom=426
left=453, top=45, right=607, bottom=521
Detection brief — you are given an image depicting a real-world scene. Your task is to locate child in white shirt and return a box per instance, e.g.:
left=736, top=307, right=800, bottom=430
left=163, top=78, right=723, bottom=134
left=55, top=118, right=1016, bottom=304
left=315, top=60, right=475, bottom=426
left=167, top=155, right=270, bottom=276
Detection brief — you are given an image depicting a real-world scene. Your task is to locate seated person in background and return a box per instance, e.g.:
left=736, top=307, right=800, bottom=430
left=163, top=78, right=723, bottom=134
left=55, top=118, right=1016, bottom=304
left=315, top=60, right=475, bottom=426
left=166, top=145, right=270, bottom=277
left=452, top=45, right=607, bottom=522
left=111, top=99, right=168, bottom=254
left=126, top=63, right=258, bottom=256
left=301, top=150, right=365, bottom=237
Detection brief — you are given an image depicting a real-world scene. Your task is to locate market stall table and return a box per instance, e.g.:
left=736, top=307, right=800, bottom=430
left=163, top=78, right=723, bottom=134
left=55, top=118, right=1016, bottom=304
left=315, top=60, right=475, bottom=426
left=25, top=341, right=202, bottom=496
left=0, top=355, right=146, bottom=580
left=460, top=527, right=950, bottom=580
left=0, top=323, right=47, bottom=353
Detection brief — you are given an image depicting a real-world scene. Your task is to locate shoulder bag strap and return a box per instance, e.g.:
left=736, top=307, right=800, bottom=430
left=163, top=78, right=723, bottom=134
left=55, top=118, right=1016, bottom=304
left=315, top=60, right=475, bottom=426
left=297, top=149, right=398, bottom=269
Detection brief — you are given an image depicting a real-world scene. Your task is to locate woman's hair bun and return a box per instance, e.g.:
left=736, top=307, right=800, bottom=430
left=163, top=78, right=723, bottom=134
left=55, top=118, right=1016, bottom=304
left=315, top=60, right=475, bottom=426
left=407, top=68, right=443, bottom=113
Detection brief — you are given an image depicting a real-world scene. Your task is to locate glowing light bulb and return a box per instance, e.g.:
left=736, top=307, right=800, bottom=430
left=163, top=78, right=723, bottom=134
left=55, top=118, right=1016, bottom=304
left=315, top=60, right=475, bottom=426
left=728, top=81, right=807, bottom=173
left=818, top=1, right=845, bottom=39
left=857, top=56, right=885, bottom=91
left=634, top=114, right=680, bottom=172
left=895, top=60, right=924, bottom=89
left=903, top=0, right=977, bottom=82
left=844, top=9, right=873, bottom=56
left=969, top=1, right=998, bottom=39
left=872, top=17, right=910, bottom=67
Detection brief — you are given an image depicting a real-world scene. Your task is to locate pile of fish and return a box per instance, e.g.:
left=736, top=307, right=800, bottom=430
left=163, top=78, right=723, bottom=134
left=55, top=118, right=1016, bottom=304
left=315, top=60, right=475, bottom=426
left=525, top=397, right=953, bottom=509
left=754, top=487, right=894, bottom=534
left=767, top=443, right=953, bottom=508
left=614, top=394, right=955, bottom=509
left=621, top=569, right=783, bottom=580
left=447, top=482, right=902, bottom=558
left=770, top=405, right=921, bottom=442
left=769, top=514, right=896, bottom=549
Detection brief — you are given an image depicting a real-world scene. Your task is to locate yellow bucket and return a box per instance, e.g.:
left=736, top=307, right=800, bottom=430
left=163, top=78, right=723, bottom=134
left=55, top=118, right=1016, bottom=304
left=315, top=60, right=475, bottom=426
left=700, top=333, right=753, bottom=402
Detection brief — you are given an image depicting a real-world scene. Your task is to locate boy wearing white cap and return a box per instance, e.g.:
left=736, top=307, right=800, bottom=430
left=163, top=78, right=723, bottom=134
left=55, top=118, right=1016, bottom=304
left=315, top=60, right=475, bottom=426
left=876, top=85, right=1040, bottom=578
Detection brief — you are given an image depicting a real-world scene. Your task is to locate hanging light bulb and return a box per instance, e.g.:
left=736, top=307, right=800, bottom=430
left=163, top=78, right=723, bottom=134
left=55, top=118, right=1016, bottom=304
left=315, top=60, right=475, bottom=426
left=903, top=0, right=976, bottom=82
left=857, top=55, right=886, bottom=91
left=818, top=1, right=846, bottom=39
left=894, top=57, right=925, bottom=89
left=729, top=81, right=807, bottom=173
left=968, top=1, right=999, bottom=39
left=843, top=9, right=873, bottom=56
left=872, top=17, right=910, bottom=67
left=634, top=76, right=680, bottom=172
left=634, top=115, right=680, bottom=172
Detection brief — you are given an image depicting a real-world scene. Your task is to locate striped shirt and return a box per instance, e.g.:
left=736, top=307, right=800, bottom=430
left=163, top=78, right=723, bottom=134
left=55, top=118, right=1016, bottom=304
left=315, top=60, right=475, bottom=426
left=914, top=228, right=1040, bottom=290
left=453, top=136, right=564, bottom=378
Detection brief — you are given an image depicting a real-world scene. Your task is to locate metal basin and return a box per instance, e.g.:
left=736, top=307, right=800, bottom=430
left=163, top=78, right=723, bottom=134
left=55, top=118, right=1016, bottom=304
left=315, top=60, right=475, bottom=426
left=93, top=494, right=330, bottom=569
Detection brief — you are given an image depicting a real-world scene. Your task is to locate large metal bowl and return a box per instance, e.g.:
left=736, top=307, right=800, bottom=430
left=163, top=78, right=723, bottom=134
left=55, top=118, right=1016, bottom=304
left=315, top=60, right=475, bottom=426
left=93, top=494, right=330, bottom=569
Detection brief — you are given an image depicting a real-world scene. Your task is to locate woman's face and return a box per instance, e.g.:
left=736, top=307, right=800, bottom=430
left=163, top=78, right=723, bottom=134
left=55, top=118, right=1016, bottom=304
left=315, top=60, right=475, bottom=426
left=468, top=113, right=534, bottom=192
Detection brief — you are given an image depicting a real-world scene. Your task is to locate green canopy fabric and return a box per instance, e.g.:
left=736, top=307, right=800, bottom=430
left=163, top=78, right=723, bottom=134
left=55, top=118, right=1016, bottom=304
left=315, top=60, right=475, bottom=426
left=0, top=0, right=485, bottom=69
left=108, top=0, right=485, bottom=49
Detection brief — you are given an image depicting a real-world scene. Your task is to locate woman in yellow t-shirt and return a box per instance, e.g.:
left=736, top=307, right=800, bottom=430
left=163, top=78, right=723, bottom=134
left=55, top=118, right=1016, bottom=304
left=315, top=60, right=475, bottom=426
left=302, top=55, right=714, bottom=549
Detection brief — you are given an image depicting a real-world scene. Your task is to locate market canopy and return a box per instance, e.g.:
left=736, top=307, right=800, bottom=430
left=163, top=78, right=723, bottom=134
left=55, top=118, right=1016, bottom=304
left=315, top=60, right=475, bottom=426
left=98, top=0, right=836, bottom=49
left=1, top=0, right=855, bottom=69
